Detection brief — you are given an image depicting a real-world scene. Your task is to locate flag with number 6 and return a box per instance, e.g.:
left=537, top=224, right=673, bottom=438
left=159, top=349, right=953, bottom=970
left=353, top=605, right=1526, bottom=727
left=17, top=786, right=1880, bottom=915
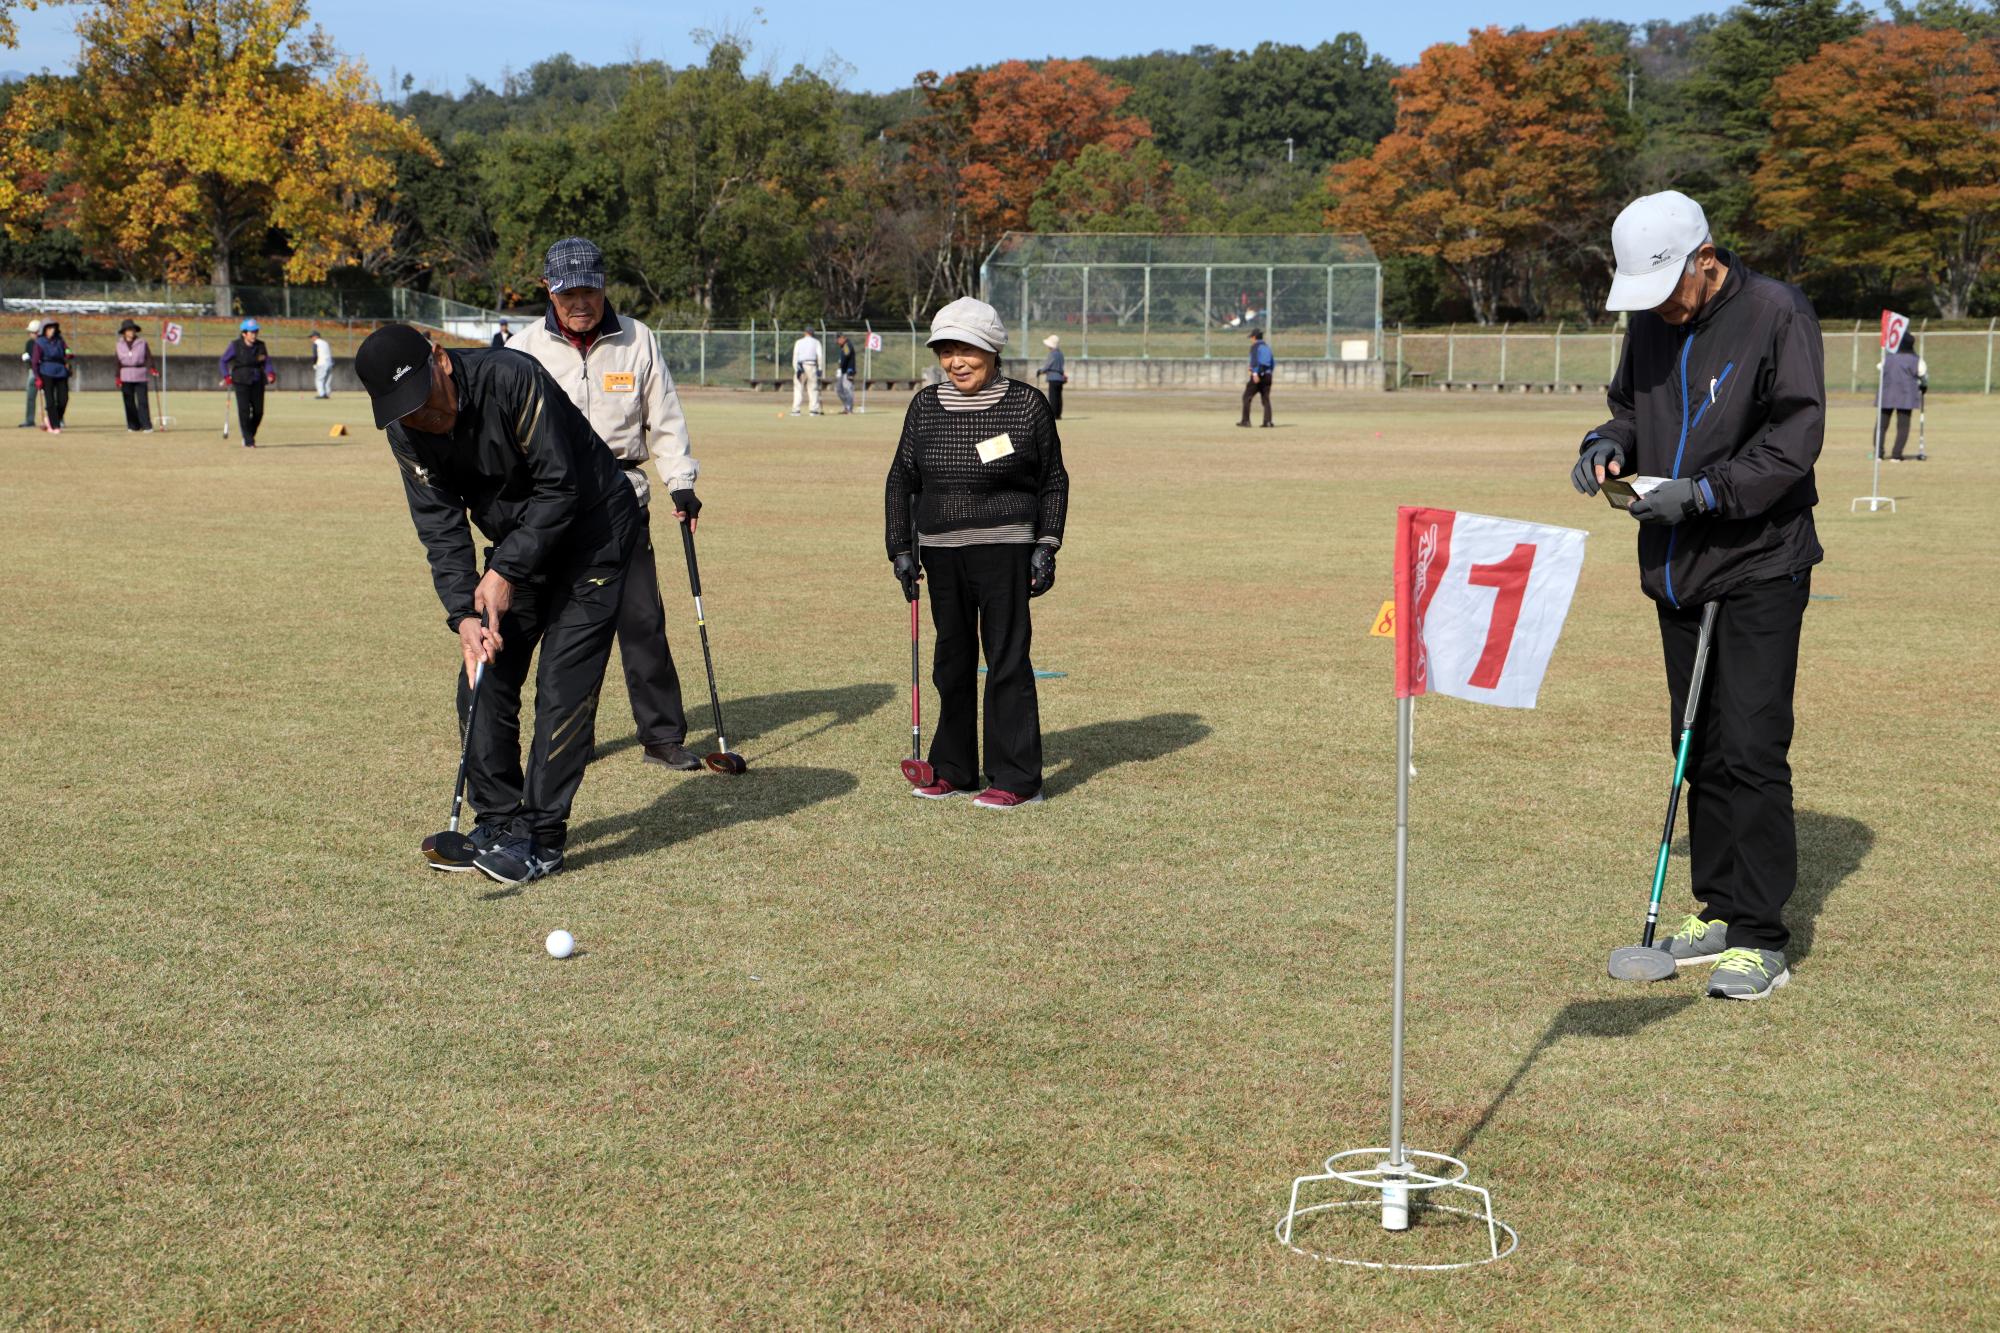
left=1394, top=507, right=1587, bottom=709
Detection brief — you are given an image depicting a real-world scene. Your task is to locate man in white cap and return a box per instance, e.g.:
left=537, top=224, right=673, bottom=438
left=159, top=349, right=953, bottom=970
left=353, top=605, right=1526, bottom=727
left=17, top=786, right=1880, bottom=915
left=1569, top=189, right=1825, bottom=1002
left=791, top=326, right=824, bottom=416
left=19, top=317, right=45, bottom=428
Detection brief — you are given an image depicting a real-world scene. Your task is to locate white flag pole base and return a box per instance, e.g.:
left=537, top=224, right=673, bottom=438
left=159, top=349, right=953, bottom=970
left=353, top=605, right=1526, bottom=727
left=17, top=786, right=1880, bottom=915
left=1850, top=496, right=1896, bottom=513
left=1276, top=1149, right=1517, bottom=1271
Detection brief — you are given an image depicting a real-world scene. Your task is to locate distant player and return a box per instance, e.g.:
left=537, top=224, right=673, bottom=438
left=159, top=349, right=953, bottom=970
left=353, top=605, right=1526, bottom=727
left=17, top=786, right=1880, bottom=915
left=356, top=323, right=639, bottom=885
left=1238, top=328, right=1273, bottom=428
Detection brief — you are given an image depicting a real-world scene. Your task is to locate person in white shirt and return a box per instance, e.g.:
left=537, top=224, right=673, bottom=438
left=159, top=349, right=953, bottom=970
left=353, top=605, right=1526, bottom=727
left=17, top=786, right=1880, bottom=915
left=309, top=330, right=334, bottom=398
left=791, top=327, right=824, bottom=416
left=508, top=236, right=708, bottom=772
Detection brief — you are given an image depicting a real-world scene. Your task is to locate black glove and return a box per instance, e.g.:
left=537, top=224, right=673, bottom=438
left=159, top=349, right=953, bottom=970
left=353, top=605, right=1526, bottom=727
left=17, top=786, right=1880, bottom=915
left=1028, top=545, right=1056, bottom=598
left=1570, top=438, right=1626, bottom=496
left=1628, top=476, right=1710, bottom=525
left=892, top=552, right=921, bottom=602
left=670, top=488, right=701, bottom=522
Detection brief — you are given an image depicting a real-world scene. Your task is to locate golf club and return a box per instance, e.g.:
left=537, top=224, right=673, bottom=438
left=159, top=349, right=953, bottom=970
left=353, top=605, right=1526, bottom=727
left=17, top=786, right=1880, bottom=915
left=901, top=574, right=934, bottom=786
left=421, top=659, right=485, bottom=869
left=677, top=518, right=747, bottom=775
left=1608, top=600, right=1720, bottom=983
left=1917, top=388, right=1927, bottom=461
left=221, top=393, right=230, bottom=439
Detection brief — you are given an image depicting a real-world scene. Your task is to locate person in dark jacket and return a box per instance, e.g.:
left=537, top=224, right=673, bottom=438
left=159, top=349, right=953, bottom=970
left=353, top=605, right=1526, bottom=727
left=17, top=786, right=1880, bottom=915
left=19, top=317, right=44, bottom=428
left=1877, top=330, right=1926, bottom=462
left=834, top=332, right=858, bottom=414
left=219, top=318, right=269, bottom=447
left=31, top=320, right=71, bottom=432
left=490, top=319, right=511, bottom=349
left=884, top=296, right=1068, bottom=809
left=1571, top=190, right=1824, bottom=1002
left=356, top=323, right=639, bottom=885
left=1035, top=334, right=1067, bottom=420
left=115, top=320, right=155, bottom=432
left=1239, top=329, right=1274, bottom=427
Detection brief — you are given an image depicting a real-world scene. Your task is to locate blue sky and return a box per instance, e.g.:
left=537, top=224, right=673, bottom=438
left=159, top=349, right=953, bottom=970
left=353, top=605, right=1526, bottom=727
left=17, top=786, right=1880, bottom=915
left=5, top=1, right=1733, bottom=91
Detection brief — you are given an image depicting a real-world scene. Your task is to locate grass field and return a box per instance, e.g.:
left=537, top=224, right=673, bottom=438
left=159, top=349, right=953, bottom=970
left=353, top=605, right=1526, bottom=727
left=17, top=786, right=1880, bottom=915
left=4, top=384, right=1997, bottom=1327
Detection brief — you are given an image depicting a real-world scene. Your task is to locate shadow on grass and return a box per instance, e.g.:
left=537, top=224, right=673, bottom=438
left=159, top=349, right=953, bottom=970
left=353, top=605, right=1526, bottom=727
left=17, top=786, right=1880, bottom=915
left=594, top=682, right=895, bottom=765
left=1791, top=809, right=1869, bottom=963
left=1041, top=712, right=1211, bottom=798
left=534, top=764, right=859, bottom=881
left=1451, top=995, right=1697, bottom=1160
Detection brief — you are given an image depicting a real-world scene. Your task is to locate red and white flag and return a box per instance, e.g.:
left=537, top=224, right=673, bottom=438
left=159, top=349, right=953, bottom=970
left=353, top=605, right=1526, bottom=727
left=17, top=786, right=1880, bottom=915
left=1880, top=310, right=1910, bottom=352
left=1394, top=507, right=1586, bottom=709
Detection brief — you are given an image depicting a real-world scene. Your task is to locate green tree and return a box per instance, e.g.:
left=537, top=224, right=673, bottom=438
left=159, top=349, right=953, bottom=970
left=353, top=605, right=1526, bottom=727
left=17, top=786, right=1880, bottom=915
left=1885, top=0, right=2000, bottom=39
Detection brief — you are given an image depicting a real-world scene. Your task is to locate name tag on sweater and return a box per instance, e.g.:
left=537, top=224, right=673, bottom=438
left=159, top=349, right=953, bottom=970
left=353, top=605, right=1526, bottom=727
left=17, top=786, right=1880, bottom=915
left=602, top=372, right=635, bottom=392
left=975, top=433, right=1015, bottom=464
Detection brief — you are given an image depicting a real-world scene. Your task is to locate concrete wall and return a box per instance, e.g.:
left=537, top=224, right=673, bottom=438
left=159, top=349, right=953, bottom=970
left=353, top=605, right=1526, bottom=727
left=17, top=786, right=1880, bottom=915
left=1000, top=356, right=1384, bottom=391
left=31, top=355, right=365, bottom=392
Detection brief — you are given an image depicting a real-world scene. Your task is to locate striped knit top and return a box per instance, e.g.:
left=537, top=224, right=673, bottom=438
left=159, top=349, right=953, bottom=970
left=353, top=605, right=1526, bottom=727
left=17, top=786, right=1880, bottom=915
left=884, top=378, right=1068, bottom=556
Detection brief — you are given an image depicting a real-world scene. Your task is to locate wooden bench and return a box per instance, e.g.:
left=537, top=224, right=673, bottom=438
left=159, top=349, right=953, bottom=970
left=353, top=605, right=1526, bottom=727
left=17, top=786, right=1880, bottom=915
left=1403, top=370, right=1433, bottom=389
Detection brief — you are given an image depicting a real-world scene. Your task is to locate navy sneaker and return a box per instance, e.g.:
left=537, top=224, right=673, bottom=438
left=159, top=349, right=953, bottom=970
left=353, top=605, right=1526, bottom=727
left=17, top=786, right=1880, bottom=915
left=425, top=822, right=507, bottom=873
left=474, top=835, right=565, bottom=886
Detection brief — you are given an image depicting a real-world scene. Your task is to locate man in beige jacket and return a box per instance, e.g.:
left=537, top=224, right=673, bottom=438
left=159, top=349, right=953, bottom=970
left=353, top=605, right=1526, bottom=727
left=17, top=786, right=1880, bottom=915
left=510, top=236, right=706, bottom=772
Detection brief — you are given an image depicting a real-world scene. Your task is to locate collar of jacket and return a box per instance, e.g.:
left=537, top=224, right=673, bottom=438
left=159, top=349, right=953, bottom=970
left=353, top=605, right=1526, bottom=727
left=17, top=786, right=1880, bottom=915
left=545, top=299, right=621, bottom=351
left=1687, top=249, right=1746, bottom=330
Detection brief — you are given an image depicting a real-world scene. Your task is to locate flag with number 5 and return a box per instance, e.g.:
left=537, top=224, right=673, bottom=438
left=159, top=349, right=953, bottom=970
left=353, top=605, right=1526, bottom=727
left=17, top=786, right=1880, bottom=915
left=1394, top=507, right=1587, bottom=709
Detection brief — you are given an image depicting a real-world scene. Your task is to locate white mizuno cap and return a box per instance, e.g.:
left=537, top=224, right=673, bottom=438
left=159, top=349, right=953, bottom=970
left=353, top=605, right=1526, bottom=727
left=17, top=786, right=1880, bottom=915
left=1605, top=191, right=1711, bottom=312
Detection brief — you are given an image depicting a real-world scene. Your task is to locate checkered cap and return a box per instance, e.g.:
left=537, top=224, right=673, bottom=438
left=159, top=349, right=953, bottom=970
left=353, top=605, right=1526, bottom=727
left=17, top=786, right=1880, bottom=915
left=543, top=236, right=606, bottom=293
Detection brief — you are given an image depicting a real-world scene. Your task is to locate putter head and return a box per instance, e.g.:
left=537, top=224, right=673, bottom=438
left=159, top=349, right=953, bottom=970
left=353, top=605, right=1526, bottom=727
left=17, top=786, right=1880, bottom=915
left=704, top=751, right=748, bottom=776
left=421, top=829, right=478, bottom=868
left=1607, top=945, right=1679, bottom=983
left=901, top=758, right=935, bottom=786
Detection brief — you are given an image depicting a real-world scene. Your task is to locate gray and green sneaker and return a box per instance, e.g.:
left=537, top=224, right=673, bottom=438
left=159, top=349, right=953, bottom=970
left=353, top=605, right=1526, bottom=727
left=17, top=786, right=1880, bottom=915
left=1657, top=914, right=1731, bottom=967
left=1707, top=948, right=1790, bottom=1001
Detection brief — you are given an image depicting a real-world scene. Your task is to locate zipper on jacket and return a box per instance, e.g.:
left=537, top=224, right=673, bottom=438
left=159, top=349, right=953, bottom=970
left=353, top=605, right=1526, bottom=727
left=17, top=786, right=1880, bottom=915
left=1663, top=332, right=1696, bottom=609
left=1688, top=361, right=1734, bottom=433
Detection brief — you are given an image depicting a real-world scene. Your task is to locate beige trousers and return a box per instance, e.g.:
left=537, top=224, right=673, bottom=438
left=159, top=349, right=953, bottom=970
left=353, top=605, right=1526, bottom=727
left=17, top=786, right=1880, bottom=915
left=792, top=360, right=822, bottom=414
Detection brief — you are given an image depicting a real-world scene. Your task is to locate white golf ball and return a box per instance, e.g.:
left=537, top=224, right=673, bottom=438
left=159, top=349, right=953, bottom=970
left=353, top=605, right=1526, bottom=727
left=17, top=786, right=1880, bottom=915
left=545, top=929, right=575, bottom=960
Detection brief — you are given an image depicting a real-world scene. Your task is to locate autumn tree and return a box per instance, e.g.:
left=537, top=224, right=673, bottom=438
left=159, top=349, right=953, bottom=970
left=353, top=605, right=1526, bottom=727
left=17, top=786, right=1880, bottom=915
left=898, top=59, right=1150, bottom=302
left=1757, top=23, right=2000, bottom=316
left=1328, top=27, right=1621, bottom=323
left=0, top=0, right=432, bottom=311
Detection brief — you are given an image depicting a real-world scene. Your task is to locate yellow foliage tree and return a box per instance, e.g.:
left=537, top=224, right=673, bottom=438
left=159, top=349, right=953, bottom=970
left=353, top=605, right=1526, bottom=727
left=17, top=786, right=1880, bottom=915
left=1, top=0, right=434, bottom=307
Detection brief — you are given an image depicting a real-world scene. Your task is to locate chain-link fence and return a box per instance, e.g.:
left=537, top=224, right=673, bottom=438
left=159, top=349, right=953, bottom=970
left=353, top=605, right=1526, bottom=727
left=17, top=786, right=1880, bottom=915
left=1391, top=319, right=2000, bottom=395
left=2, top=277, right=500, bottom=327
left=979, top=233, right=1383, bottom=362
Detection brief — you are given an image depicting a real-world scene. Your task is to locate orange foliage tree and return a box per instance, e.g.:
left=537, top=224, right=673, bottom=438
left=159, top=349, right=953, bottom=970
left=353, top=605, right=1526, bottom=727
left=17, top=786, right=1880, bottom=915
left=1757, top=23, right=2000, bottom=317
left=1, top=0, right=433, bottom=309
left=1327, top=27, right=1621, bottom=324
left=898, top=59, right=1150, bottom=302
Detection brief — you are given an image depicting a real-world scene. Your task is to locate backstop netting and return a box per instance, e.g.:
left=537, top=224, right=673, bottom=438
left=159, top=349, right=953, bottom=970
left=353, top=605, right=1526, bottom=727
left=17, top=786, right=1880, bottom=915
left=979, top=233, right=1382, bottom=361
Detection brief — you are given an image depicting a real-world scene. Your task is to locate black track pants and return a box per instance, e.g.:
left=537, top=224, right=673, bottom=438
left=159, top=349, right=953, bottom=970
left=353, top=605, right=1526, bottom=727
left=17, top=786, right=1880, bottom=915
left=1047, top=381, right=1064, bottom=419
left=233, top=382, right=265, bottom=442
left=42, top=378, right=68, bottom=428
left=121, top=382, right=153, bottom=430
left=616, top=504, right=690, bottom=747
left=1239, top=375, right=1272, bottom=426
left=1658, top=571, right=1811, bottom=953
left=458, top=541, right=633, bottom=849
left=921, top=542, right=1042, bottom=796
left=1877, top=408, right=1911, bottom=458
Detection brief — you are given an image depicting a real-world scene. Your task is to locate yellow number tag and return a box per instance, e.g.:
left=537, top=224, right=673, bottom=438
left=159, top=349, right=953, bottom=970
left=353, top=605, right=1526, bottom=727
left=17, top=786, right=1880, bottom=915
left=975, top=433, right=1015, bottom=464
left=602, top=372, right=635, bottom=393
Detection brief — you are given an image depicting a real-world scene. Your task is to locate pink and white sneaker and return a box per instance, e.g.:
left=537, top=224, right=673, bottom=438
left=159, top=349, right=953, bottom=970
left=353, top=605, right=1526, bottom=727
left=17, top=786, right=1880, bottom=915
left=972, top=787, right=1044, bottom=810
left=910, top=779, right=967, bottom=800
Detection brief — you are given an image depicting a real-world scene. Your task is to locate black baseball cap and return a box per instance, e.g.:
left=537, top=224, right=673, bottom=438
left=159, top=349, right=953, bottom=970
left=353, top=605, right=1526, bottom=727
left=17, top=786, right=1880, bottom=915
left=355, top=323, right=436, bottom=428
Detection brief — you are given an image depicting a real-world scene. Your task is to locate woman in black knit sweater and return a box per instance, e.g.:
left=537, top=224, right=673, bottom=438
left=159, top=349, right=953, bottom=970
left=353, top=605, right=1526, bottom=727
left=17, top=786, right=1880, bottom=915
left=885, top=297, right=1069, bottom=808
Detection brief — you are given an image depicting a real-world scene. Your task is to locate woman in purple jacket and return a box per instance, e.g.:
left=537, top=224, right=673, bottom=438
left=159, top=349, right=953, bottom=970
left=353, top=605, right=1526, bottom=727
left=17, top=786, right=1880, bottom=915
left=115, top=320, right=155, bottom=432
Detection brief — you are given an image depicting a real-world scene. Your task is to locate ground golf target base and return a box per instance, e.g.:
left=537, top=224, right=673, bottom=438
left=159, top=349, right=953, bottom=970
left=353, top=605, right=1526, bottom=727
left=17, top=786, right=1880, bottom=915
left=1276, top=1149, right=1517, bottom=1272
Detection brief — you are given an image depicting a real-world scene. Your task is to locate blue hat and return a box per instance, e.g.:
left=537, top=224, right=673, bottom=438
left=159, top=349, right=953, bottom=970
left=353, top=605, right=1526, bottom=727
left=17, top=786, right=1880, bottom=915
left=240, top=318, right=260, bottom=332
left=543, top=236, right=606, bottom=293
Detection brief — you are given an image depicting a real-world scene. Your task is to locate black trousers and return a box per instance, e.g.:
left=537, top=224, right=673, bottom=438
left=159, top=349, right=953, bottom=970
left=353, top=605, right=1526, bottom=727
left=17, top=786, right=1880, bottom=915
left=1240, top=374, right=1272, bottom=425
left=1658, top=571, right=1811, bottom=952
left=1877, top=408, right=1911, bottom=458
left=233, top=382, right=265, bottom=442
left=458, top=538, right=634, bottom=849
left=121, top=382, right=153, bottom=430
left=41, top=378, right=68, bottom=428
left=1046, top=381, right=1064, bottom=419
left=921, top=543, right=1042, bottom=796
left=616, top=505, right=690, bottom=747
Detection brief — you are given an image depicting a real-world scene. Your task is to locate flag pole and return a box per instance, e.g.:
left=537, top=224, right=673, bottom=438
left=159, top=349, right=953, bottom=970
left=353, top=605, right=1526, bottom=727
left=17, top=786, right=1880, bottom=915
left=1385, top=691, right=1414, bottom=1229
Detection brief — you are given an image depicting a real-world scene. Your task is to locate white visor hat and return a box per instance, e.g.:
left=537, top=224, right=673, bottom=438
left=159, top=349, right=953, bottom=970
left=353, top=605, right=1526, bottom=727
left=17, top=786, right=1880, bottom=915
left=1605, top=191, right=1711, bottom=312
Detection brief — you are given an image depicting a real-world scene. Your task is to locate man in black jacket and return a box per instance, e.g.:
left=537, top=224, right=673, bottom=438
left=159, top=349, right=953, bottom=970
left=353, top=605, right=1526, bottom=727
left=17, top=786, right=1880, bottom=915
left=357, top=324, right=638, bottom=885
left=1571, top=191, right=1824, bottom=1001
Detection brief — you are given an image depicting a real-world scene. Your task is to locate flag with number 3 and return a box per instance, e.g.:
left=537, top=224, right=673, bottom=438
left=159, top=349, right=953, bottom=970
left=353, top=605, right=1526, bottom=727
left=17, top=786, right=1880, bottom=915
left=1394, top=507, right=1587, bottom=709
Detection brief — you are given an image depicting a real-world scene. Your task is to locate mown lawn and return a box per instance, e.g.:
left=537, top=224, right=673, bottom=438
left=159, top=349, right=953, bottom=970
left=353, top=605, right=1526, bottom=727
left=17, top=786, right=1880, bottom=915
left=3, top=384, right=1994, bottom=1327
